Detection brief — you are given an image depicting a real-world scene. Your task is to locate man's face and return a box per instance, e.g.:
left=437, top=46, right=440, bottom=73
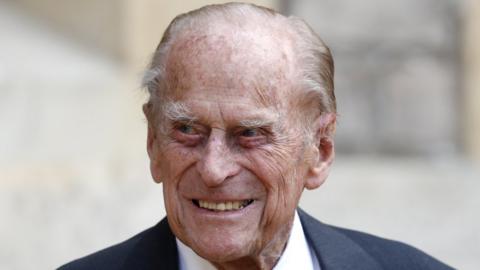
left=147, top=31, right=329, bottom=264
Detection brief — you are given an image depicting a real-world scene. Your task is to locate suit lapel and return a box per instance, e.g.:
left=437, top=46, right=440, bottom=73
left=298, top=209, right=382, bottom=270
left=122, top=217, right=179, bottom=270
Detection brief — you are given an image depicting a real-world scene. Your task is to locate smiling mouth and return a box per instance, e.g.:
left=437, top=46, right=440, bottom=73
left=192, top=199, right=254, bottom=212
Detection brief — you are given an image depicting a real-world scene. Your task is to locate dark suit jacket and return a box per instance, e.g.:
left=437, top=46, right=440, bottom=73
left=58, top=209, right=454, bottom=270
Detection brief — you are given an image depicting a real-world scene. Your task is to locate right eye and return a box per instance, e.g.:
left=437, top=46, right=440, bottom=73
left=177, top=124, right=196, bottom=135
left=172, top=123, right=202, bottom=146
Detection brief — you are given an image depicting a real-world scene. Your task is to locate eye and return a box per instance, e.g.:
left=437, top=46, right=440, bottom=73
left=240, top=128, right=259, bottom=137
left=171, top=123, right=202, bottom=146
left=237, top=128, right=267, bottom=148
left=177, top=124, right=196, bottom=135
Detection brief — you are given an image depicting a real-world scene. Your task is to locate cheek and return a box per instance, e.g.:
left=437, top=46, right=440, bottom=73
left=246, top=144, right=301, bottom=188
left=157, top=142, right=199, bottom=180
left=159, top=144, right=200, bottom=236
left=157, top=144, right=198, bottom=208
left=244, top=147, right=304, bottom=224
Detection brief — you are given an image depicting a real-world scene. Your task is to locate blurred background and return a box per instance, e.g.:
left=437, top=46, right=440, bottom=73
left=0, top=0, right=478, bottom=269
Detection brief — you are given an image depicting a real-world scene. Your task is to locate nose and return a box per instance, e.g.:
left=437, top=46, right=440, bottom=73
left=196, top=129, right=240, bottom=187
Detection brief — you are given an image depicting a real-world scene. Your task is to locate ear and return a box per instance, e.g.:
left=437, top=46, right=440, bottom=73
left=305, top=113, right=336, bottom=190
left=144, top=103, right=163, bottom=183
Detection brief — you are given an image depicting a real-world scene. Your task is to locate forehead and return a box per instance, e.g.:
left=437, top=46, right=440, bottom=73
left=164, top=28, right=299, bottom=108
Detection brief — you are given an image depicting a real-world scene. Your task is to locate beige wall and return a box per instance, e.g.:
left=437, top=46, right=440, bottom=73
left=123, top=0, right=279, bottom=73
left=14, top=0, right=278, bottom=72
left=464, top=0, right=480, bottom=162
left=14, top=0, right=124, bottom=60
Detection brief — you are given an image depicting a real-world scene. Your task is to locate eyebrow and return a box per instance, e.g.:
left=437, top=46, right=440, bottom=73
left=163, top=100, right=279, bottom=129
left=238, top=118, right=276, bottom=129
left=163, top=101, right=197, bottom=123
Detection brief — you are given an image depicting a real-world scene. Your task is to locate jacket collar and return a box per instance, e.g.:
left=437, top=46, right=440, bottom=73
left=121, top=217, right=178, bottom=270
left=298, top=208, right=382, bottom=270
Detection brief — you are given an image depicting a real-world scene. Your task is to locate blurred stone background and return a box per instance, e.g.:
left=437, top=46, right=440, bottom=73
left=0, top=0, right=478, bottom=269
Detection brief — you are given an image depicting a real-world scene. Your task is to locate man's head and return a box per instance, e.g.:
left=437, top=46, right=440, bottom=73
left=143, top=3, right=336, bottom=269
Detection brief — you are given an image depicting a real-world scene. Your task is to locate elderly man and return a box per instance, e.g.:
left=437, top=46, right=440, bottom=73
left=60, top=3, right=453, bottom=270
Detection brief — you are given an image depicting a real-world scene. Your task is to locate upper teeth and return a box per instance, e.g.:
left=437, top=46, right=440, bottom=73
left=198, top=200, right=252, bottom=211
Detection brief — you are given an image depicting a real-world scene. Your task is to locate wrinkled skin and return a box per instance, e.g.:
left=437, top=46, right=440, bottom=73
left=145, top=29, right=335, bottom=270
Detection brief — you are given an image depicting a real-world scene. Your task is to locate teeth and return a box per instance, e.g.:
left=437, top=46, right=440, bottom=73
left=232, top=201, right=239, bottom=209
left=196, top=200, right=253, bottom=211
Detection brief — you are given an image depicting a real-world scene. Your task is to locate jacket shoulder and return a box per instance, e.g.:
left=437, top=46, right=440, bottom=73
left=57, top=227, right=151, bottom=270
left=298, top=209, right=454, bottom=270
left=329, top=225, right=454, bottom=270
left=58, top=217, right=179, bottom=270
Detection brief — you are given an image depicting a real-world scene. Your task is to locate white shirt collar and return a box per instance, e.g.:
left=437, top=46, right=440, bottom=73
left=176, top=211, right=320, bottom=270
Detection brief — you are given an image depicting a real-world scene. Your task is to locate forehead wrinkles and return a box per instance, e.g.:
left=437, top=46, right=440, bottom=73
left=164, top=29, right=298, bottom=109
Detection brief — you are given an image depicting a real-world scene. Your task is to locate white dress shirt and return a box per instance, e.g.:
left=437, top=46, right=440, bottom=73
left=176, top=211, right=321, bottom=270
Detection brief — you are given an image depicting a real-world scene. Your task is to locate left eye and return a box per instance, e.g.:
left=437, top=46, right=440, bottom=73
left=240, top=129, right=259, bottom=137
left=237, top=128, right=267, bottom=148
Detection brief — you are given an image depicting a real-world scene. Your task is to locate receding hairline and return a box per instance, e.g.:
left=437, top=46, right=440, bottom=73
left=142, top=2, right=336, bottom=127
left=144, top=3, right=298, bottom=89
